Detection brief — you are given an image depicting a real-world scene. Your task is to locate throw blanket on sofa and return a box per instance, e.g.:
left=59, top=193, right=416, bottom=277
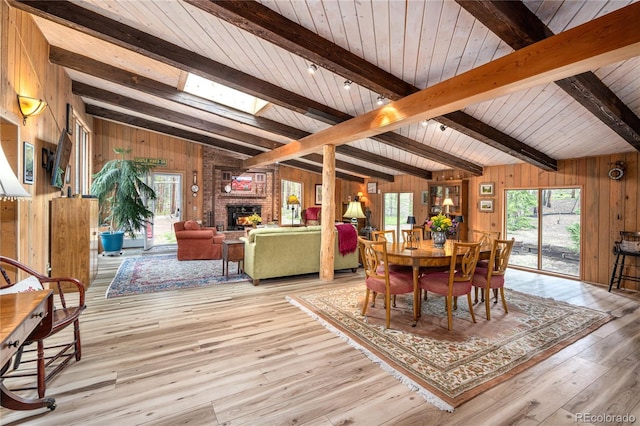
left=336, top=223, right=358, bottom=255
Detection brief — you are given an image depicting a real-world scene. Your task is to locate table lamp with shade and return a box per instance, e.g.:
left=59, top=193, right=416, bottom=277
left=343, top=201, right=366, bottom=228
left=406, top=215, right=417, bottom=249
left=443, top=197, right=454, bottom=214
left=0, top=144, right=31, bottom=201
left=287, top=194, right=300, bottom=226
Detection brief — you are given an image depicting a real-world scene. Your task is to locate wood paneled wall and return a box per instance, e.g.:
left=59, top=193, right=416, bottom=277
left=1, top=4, right=92, bottom=274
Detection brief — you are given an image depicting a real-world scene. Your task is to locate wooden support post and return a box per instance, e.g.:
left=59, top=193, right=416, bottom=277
left=320, top=145, right=336, bottom=281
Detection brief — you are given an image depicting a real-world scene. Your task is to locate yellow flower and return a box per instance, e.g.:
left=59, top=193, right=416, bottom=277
left=426, top=213, right=452, bottom=232
left=248, top=213, right=262, bottom=224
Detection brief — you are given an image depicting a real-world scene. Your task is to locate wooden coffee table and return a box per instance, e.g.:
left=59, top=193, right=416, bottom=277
left=222, top=239, right=244, bottom=277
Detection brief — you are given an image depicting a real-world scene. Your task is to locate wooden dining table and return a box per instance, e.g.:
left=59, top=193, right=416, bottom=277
left=380, top=239, right=493, bottom=322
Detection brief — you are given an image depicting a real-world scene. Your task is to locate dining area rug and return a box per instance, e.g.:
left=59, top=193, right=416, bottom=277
left=287, top=285, right=614, bottom=411
left=106, top=254, right=250, bottom=298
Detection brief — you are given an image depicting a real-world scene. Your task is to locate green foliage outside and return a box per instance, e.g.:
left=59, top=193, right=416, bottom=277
left=506, top=190, right=537, bottom=231
left=566, top=222, right=580, bottom=252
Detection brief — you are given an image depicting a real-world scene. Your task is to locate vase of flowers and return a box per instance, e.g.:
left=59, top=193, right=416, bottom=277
left=426, top=213, right=453, bottom=248
left=248, top=213, right=262, bottom=227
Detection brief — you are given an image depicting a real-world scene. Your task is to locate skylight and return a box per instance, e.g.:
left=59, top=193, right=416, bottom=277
left=183, top=73, right=269, bottom=115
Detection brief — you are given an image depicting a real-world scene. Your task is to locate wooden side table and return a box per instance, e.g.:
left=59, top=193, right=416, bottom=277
left=222, top=239, right=244, bottom=277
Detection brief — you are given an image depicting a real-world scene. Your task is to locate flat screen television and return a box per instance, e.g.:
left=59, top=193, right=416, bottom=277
left=51, top=129, right=73, bottom=188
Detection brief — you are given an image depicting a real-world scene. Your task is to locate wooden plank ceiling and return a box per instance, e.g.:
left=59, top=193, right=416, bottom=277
left=11, top=0, right=640, bottom=182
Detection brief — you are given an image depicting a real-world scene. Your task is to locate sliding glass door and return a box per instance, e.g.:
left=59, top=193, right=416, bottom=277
left=505, top=188, right=581, bottom=277
left=382, top=192, right=414, bottom=238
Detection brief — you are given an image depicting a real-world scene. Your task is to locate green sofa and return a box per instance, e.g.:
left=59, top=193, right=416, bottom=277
left=240, top=225, right=359, bottom=285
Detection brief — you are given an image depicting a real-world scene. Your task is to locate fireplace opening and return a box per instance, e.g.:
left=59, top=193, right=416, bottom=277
left=226, top=205, right=262, bottom=230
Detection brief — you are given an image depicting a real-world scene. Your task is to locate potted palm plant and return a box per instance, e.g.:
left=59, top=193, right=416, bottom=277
left=90, top=148, right=157, bottom=254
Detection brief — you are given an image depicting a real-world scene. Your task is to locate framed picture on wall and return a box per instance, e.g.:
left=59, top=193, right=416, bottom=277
left=479, top=199, right=494, bottom=212
left=421, top=191, right=429, bottom=205
left=367, top=181, right=377, bottom=194
left=23, top=142, right=34, bottom=184
left=479, top=182, right=494, bottom=196
left=315, top=184, right=322, bottom=205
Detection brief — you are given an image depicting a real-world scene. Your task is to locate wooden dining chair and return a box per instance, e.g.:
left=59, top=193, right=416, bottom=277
left=418, top=242, right=481, bottom=331
left=472, top=238, right=515, bottom=320
left=358, top=237, right=414, bottom=329
left=0, top=256, right=86, bottom=398
left=471, top=230, right=501, bottom=269
left=471, top=230, right=501, bottom=245
left=372, top=229, right=396, bottom=244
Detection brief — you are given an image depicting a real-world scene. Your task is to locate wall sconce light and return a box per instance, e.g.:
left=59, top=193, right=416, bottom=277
left=17, top=95, right=48, bottom=125
left=343, top=80, right=352, bottom=90
left=308, top=64, right=318, bottom=74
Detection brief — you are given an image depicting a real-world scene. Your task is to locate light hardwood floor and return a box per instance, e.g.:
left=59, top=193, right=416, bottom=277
left=1, top=248, right=639, bottom=425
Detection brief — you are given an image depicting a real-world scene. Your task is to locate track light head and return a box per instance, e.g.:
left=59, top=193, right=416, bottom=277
left=421, top=120, right=428, bottom=127
left=308, top=64, right=318, bottom=74
left=376, top=95, right=385, bottom=105
left=440, top=124, right=447, bottom=131
left=343, top=80, right=352, bottom=90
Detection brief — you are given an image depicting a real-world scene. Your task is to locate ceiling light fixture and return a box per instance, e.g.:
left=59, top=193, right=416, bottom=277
left=307, top=64, right=318, bottom=74
left=440, top=124, right=447, bottom=131
left=376, top=95, right=385, bottom=105
left=17, top=95, right=47, bottom=126
left=343, top=80, right=352, bottom=90
left=421, top=120, right=428, bottom=127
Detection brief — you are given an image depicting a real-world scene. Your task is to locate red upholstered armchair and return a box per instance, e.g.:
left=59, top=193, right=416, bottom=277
left=174, top=220, right=225, bottom=260
left=301, top=207, right=321, bottom=225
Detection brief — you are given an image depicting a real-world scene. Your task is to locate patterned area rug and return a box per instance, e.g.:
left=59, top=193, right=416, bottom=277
left=288, top=285, right=614, bottom=411
left=106, top=254, right=250, bottom=298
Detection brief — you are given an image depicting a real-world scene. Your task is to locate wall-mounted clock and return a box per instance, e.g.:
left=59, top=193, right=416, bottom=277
left=224, top=184, right=232, bottom=193
left=608, top=161, right=625, bottom=180
left=191, top=184, right=199, bottom=193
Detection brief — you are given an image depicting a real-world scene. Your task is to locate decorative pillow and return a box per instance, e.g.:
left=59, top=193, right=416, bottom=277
left=0, top=275, right=44, bottom=295
left=184, top=220, right=200, bottom=230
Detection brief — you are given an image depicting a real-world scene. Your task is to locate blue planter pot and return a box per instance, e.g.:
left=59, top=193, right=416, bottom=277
left=100, top=231, right=125, bottom=254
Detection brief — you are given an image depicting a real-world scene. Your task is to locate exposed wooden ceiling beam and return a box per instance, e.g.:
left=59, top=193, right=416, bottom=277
left=84, top=105, right=364, bottom=183
left=187, top=0, right=554, bottom=170
left=456, top=0, right=640, bottom=151
left=437, top=112, right=557, bottom=171
left=242, top=3, right=640, bottom=167
left=53, top=48, right=426, bottom=180
left=15, top=0, right=476, bottom=175
left=74, top=82, right=394, bottom=181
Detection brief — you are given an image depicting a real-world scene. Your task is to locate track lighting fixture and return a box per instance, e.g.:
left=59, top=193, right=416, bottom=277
left=440, top=124, right=447, bottom=131
left=343, top=80, right=352, bottom=90
left=376, top=95, right=385, bottom=105
left=307, top=64, right=317, bottom=74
